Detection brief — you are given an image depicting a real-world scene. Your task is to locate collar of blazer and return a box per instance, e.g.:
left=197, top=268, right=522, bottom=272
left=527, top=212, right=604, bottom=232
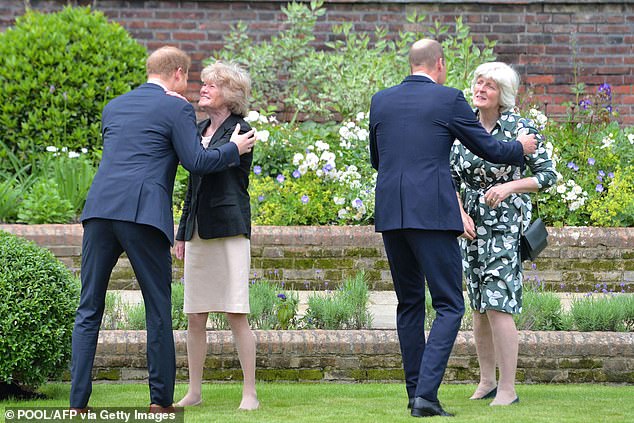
left=402, top=75, right=435, bottom=84
left=197, top=114, right=244, bottom=147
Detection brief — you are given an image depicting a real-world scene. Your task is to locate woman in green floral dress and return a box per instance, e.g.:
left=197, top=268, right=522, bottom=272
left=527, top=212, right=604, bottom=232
left=450, top=62, right=557, bottom=405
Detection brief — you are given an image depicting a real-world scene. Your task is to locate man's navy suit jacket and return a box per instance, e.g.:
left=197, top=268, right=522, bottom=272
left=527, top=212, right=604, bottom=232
left=81, top=83, right=240, bottom=245
left=369, top=75, right=525, bottom=235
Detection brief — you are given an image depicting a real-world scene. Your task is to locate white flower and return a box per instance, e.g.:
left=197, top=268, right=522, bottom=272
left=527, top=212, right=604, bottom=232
left=256, top=129, right=270, bottom=143
left=46, top=146, right=58, bottom=152
left=298, top=164, right=308, bottom=174
left=305, top=152, right=319, bottom=170
left=292, top=153, right=304, bottom=166
left=356, top=128, right=369, bottom=141
left=320, top=151, right=336, bottom=163
left=245, top=111, right=260, bottom=122
left=628, top=134, right=634, bottom=144
left=315, top=140, right=330, bottom=151
left=258, top=114, right=268, bottom=124
left=333, top=196, right=346, bottom=205
left=68, top=151, right=80, bottom=158
left=337, top=208, right=348, bottom=219
left=601, top=134, right=615, bottom=149
left=356, top=112, right=366, bottom=121
left=81, top=148, right=88, bottom=154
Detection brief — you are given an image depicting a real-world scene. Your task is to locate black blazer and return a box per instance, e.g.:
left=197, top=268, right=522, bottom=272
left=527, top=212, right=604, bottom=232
left=176, top=114, right=253, bottom=241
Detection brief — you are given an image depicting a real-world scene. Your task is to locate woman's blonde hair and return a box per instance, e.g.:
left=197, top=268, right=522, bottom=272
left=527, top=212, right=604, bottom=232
left=471, top=62, right=520, bottom=113
left=201, top=61, right=251, bottom=117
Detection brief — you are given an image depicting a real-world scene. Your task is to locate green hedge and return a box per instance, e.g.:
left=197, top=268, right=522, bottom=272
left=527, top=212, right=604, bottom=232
left=0, top=231, right=79, bottom=389
left=0, top=6, right=146, bottom=169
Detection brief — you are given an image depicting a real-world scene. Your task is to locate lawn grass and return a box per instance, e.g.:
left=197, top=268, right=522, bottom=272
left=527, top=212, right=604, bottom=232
left=1, top=382, right=633, bottom=422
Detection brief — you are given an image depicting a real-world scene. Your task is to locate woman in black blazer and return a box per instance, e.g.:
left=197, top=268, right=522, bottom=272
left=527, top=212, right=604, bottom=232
left=174, top=61, right=258, bottom=410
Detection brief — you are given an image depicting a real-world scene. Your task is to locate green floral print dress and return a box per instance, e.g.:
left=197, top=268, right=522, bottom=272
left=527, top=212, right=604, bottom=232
left=450, top=111, right=557, bottom=314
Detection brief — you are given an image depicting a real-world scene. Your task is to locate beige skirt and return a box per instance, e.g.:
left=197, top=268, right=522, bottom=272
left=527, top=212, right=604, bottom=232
left=183, top=230, right=251, bottom=314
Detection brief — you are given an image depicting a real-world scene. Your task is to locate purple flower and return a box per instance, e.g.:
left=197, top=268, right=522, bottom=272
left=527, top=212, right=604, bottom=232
left=598, top=83, right=612, bottom=98
left=292, top=169, right=301, bottom=178
left=597, top=175, right=603, bottom=182
left=323, top=163, right=333, bottom=172
left=253, top=165, right=262, bottom=175
left=353, top=198, right=363, bottom=208
left=49, top=85, right=56, bottom=94
left=567, top=161, right=579, bottom=171
left=605, top=105, right=613, bottom=113
left=258, top=195, right=265, bottom=202
left=277, top=293, right=287, bottom=300
left=531, top=263, right=537, bottom=270
left=608, top=172, right=614, bottom=178
left=596, top=184, right=604, bottom=193
left=587, top=158, right=595, bottom=165
left=301, top=194, right=309, bottom=204
left=276, top=174, right=285, bottom=183
left=579, top=99, right=591, bottom=109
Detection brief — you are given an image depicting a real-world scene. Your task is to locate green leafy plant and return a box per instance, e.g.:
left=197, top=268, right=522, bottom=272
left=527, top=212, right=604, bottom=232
left=303, top=272, right=372, bottom=329
left=44, top=150, right=97, bottom=214
left=515, top=289, right=569, bottom=331
left=528, top=84, right=633, bottom=227
left=0, top=6, right=146, bottom=171
left=171, top=282, right=187, bottom=330
left=570, top=293, right=633, bottom=332
left=17, top=179, right=75, bottom=224
left=0, top=231, right=79, bottom=391
left=247, top=279, right=280, bottom=330
left=213, top=2, right=495, bottom=121
left=274, top=292, right=299, bottom=330
left=247, top=112, right=375, bottom=226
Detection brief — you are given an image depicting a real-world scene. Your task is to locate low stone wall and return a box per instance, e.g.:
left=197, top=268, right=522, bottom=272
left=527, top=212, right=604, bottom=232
left=1, top=225, right=632, bottom=293
left=88, top=330, right=634, bottom=384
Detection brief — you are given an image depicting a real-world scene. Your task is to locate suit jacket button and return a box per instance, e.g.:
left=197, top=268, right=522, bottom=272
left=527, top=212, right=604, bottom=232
left=479, top=182, right=486, bottom=188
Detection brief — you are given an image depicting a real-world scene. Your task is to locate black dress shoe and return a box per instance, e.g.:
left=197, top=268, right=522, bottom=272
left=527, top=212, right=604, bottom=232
left=411, top=397, right=454, bottom=417
left=470, top=386, right=497, bottom=400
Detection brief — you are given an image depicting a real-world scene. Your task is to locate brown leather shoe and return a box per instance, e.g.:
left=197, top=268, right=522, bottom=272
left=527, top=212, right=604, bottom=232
left=149, top=404, right=176, bottom=413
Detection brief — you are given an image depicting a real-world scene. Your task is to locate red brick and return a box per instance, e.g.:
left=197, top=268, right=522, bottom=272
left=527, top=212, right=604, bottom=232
left=526, top=75, right=555, bottom=85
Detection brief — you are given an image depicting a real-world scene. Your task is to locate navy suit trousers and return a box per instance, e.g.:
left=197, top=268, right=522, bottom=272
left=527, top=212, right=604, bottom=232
left=70, top=218, right=175, bottom=408
left=382, top=229, right=465, bottom=402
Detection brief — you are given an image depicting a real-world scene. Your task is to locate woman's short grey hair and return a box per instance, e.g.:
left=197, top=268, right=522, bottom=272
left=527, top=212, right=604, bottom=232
left=471, top=62, right=520, bottom=113
left=201, top=61, right=251, bottom=117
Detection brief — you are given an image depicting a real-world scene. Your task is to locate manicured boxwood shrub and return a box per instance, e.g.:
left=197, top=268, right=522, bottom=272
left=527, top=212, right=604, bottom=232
left=0, top=6, right=146, bottom=169
left=0, top=231, right=79, bottom=395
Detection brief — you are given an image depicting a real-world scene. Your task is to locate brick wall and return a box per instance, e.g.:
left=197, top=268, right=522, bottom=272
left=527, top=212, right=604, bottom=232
left=88, top=330, right=634, bottom=383
left=1, top=1, right=632, bottom=123
left=1, top=224, right=632, bottom=293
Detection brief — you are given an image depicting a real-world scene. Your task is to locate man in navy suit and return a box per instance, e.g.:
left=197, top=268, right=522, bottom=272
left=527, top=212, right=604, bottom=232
left=70, top=46, right=255, bottom=411
left=369, top=39, right=536, bottom=418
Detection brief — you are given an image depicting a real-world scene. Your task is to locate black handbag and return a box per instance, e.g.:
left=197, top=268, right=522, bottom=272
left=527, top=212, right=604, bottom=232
left=520, top=217, right=548, bottom=261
